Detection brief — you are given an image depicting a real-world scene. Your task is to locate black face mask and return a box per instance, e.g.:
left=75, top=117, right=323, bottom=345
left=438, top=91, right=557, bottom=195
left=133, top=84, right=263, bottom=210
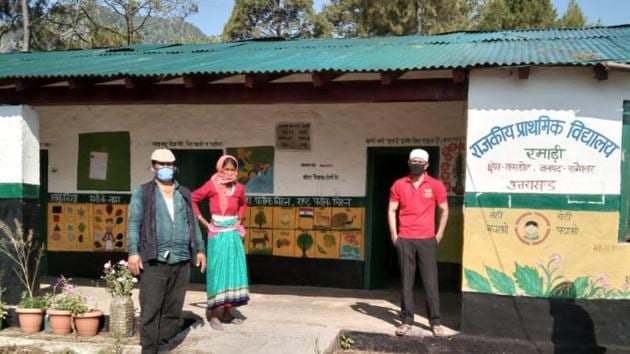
left=409, top=164, right=426, bottom=176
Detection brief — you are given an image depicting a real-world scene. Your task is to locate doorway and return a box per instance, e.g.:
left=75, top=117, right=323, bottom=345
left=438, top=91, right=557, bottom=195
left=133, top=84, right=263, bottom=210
left=40, top=149, right=48, bottom=275
left=364, top=146, right=440, bottom=289
left=172, top=149, right=224, bottom=283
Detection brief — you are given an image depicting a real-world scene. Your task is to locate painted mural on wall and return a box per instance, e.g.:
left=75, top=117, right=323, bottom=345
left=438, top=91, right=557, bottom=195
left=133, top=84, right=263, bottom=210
left=226, top=146, right=274, bottom=194
left=243, top=196, right=364, bottom=260
left=48, top=202, right=127, bottom=252
left=464, top=109, right=630, bottom=299
left=463, top=207, right=630, bottom=299
left=47, top=193, right=129, bottom=252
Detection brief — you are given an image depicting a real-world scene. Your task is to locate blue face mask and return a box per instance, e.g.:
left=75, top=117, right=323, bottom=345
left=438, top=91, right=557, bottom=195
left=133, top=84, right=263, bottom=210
left=156, top=167, right=175, bottom=182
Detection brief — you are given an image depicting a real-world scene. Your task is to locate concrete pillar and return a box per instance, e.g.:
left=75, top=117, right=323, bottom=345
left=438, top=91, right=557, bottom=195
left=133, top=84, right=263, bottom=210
left=0, top=105, right=40, bottom=304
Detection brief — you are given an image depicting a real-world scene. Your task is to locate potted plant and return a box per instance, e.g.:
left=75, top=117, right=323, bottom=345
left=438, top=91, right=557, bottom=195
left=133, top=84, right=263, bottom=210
left=0, top=219, right=47, bottom=333
left=0, top=297, right=7, bottom=330
left=102, top=260, right=136, bottom=337
left=16, top=292, right=51, bottom=333
left=49, top=276, right=102, bottom=336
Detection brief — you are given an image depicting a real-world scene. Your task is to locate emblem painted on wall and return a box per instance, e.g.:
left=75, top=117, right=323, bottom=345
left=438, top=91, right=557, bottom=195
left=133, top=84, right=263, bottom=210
left=514, top=212, right=550, bottom=245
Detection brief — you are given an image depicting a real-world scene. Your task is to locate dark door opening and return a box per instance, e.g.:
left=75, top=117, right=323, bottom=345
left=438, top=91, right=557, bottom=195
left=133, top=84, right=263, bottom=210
left=364, top=146, right=440, bottom=289
left=172, top=149, right=224, bottom=283
left=40, top=149, right=48, bottom=276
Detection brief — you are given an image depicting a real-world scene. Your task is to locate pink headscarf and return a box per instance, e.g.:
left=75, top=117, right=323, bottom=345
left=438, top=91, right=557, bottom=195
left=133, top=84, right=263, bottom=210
left=210, top=155, right=238, bottom=215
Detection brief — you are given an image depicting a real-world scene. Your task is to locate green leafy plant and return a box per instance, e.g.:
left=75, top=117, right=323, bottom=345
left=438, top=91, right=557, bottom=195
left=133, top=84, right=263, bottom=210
left=0, top=278, right=7, bottom=323
left=0, top=299, right=7, bottom=323
left=102, top=260, right=137, bottom=297
left=465, top=253, right=630, bottom=300
left=49, top=276, right=95, bottom=315
left=339, top=334, right=354, bottom=350
left=19, top=291, right=51, bottom=309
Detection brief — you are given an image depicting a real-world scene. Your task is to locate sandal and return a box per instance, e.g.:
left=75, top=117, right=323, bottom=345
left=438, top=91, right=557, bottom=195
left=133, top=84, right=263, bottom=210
left=395, top=324, right=412, bottom=336
left=221, top=316, right=244, bottom=325
left=431, top=325, right=447, bottom=337
left=210, top=318, right=224, bottom=331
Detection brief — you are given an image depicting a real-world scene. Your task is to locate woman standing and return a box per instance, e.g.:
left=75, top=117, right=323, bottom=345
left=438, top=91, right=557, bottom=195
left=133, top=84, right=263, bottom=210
left=192, top=155, right=249, bottom=330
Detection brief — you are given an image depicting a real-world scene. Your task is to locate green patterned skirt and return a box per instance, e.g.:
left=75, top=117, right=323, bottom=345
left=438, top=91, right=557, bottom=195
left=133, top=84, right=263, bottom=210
left=206, top=216, right=250, bottom=309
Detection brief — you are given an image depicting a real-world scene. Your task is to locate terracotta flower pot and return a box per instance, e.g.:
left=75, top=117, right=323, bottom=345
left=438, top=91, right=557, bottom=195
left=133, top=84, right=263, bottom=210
left=73, top=310, right=102, bottom=337
left=47, top=309, right=73, bottom=335
left=15, top=308, right=45, bottom=333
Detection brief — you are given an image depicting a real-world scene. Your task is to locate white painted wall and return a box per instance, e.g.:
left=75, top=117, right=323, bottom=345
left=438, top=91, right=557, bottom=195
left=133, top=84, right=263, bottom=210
left=466, top=67, right=630, bottom=195
left=0, top=105, right=39, bottom=185
left=38, top=102, right=466, bottom=195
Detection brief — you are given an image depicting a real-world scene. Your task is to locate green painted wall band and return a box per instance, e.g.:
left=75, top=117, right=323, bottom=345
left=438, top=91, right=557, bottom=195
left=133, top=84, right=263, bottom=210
left=464, top=192, right=620, bottom=211
left=0, top=183, right=40, bottom=199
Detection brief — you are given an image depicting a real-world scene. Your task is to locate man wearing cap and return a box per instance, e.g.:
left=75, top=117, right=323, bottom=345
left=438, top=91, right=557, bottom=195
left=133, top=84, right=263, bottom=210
left=127, top=149, right=207, bottom=354
left=388, top=148, right=449, bottom=337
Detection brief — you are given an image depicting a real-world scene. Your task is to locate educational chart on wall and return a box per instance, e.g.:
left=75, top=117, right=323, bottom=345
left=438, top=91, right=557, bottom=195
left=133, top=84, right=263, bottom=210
left=47, top=193, right=129, bottom=252
left=226, top=146, right=274, bottom=194
left=47, top=203, right=93, bottom=251
left=466, top=111, right=620, bottom=194
left=243, top=196, right=364, bottom=260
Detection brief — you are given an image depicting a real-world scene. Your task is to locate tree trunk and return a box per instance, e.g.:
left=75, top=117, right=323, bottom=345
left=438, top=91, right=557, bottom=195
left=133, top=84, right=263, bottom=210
left=21, top=0, right=30, bottom=51
left=126, top=3, right=132, bottom=45
left=273, top=0, right=281, bottom=37
left=415, top=0, right=422, bottom=34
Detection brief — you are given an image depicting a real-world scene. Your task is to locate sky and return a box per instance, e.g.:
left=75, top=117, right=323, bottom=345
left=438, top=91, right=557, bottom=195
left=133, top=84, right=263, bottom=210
left=188, top=0, right=630, bottom=37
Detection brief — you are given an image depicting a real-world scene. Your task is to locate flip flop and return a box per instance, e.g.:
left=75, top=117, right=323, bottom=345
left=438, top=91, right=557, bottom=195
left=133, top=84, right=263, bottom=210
left=221, top=316, right=244, bottom=325
left=395, top=324, right=412, bottom=336
left=431, top=325, right=447, bottom=337
left=210, top=318, right=224, bottom=331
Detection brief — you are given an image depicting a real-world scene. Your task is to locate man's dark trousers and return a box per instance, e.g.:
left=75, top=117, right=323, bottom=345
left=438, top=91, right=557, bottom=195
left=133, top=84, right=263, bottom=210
left=139, top=261, right=190, bottom=354
left=396, top=237, right=440, bottom=326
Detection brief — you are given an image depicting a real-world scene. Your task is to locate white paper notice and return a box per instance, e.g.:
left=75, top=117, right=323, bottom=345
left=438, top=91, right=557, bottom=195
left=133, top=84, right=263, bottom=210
left=89, top=151, right=108, bottom=180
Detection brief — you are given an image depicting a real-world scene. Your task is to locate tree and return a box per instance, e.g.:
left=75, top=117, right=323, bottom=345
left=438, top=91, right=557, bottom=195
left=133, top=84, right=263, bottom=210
left=318, top=0, right=476, bottom=37
left=0, top=0, right=49, bottom=52
left=556, top=0, right=586, bottom=28
left=57, top=0, right=199, bottom=46
left=476, top=0, right=556, bottom=31
left=222, top=0, right=315, bottom=41
left=296, top=232, right=313, bottom=257
left=254, top=210, right=267, bottom=228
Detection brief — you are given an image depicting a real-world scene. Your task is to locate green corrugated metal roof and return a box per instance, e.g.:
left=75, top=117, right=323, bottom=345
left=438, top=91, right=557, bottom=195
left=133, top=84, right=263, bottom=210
left=0, top=25, right=629, bottom=79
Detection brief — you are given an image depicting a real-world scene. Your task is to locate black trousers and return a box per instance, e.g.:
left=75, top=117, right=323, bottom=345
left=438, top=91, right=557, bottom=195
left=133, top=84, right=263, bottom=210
left=139, top=261, right=190, bottom=354
left=396, top=237, right=441, bottom=326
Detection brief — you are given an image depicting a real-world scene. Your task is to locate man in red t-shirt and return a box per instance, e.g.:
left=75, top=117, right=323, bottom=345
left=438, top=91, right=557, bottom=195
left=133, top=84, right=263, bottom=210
left=388, top=148, right=449, bottom=337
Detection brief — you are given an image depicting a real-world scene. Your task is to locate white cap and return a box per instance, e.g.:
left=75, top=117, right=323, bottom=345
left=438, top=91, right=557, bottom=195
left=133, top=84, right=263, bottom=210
left=409, top=148, right=429, bottom=162
left=150, top=149, right=176, bottom=163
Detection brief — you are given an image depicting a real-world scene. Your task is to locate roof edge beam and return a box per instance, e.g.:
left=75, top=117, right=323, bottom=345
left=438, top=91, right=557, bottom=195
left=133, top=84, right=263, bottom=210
left=380, top=71, right=406, bottom=86
left=593, top=64, right=609, bottom=81
left=124, top=76, right=173, bottom=89
left=68, top=77, right=119, bottom=90
left=601, top=61, right=630, bottom=72
left=518, top=67, right=530, bottom=80
left=244, top=73, right=289, bottom=88
left=312, top=72, right=343, bottom=87
left=15, top=78, right=66, bottom=91
left=183, top=74, right=231, bottom=88
left=452, top=69, right=468, bottom=83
